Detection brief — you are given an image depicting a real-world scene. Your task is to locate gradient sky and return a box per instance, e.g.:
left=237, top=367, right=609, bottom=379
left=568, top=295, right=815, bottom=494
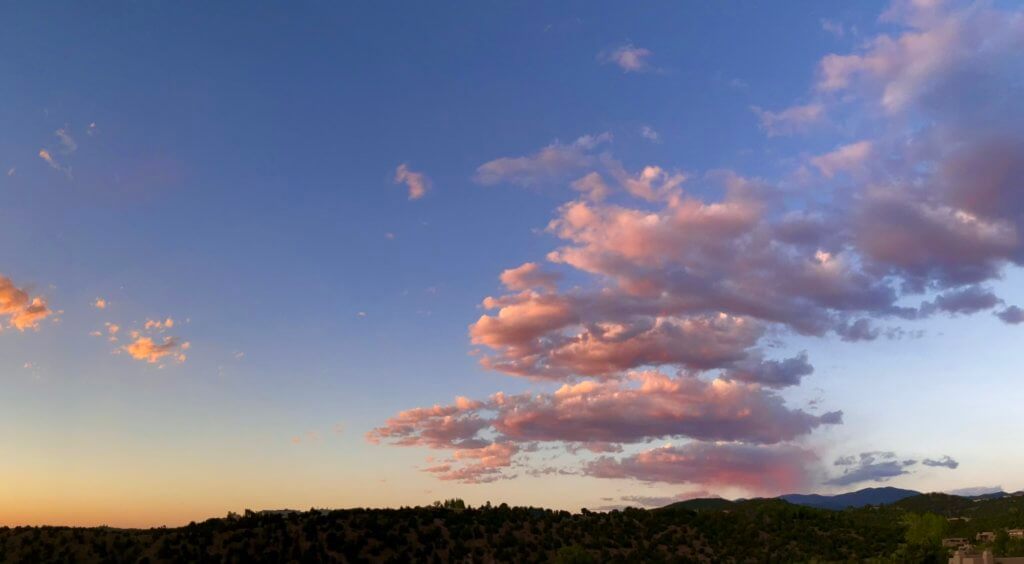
left=3, top=0, right=1024, bottom=528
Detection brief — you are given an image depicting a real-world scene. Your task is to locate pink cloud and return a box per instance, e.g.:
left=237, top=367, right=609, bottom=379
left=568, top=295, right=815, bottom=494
left=369, top=372, right=839, bottom=456
left=394, top=163, right=430, bottom=200
left=375, top=0, right=1024, bottom=494
left=814, top=1, right=1016, bottom=113
left=811, top=141, right=873, bottom=178
left=586, top=442, right=818, bottom=495
left=366, top=397, right=489, bottom=449
left=570, top=172, right=612, bottom=202
left=423, top=442, right=519, bottom=484
left=499, top=262, right=561, bottom=292
left=491, top=373, right=840, bottom=445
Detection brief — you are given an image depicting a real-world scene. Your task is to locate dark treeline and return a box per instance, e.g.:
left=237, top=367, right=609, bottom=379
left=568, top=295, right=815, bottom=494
left=3, top=494, right=1024, bottom=563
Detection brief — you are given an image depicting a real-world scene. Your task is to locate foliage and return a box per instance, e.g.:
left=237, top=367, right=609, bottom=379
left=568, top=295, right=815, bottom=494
left=3, top=494, right=1024, bottom=563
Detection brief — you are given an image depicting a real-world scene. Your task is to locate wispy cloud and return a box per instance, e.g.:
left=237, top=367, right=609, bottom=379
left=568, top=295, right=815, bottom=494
left=751, top=103, right=825, bottom=137
left=811, top=141, right=873, bottom=178
left=474, top=132, right=611, bottom=187
left=821, top=18, right=846, bottom=38
left=55, top=128, right=77, bottom=153
left=38, top=128, right=79, bottom=177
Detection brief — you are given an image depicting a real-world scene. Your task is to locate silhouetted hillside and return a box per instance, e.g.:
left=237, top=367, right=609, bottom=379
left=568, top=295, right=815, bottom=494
left=4, top=495, right=1024, bottom=563
left=656, top=497, right=736, bottom=512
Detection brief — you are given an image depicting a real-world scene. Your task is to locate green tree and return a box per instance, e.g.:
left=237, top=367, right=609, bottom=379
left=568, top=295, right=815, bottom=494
left=994, top=529, right=1010, bottom=555
left=903, top=512, right=946, bottom=547
left=553, top=545, right=596, bottom=564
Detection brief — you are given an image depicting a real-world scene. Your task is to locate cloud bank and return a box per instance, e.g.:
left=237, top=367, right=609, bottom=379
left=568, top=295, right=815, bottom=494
left=372, top=0, right=1022, bottom=493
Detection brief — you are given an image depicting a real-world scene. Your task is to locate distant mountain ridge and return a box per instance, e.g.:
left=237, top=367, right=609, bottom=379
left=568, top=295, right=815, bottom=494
left=778, top=487, right=922, bottom=510
left=657, top=487, right=1023, bottom=512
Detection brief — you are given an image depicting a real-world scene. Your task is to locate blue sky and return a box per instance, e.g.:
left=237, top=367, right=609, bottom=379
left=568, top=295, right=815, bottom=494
left=3, top=0, right=1024, bottom=526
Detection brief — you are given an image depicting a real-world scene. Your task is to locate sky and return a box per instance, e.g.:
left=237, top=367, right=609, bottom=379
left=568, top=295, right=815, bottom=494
left=2, top=0, right=1024, bottom=527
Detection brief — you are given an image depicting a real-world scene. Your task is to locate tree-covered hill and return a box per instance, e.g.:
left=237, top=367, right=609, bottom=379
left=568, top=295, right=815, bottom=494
left=3, top=495, right=1024, bottom=563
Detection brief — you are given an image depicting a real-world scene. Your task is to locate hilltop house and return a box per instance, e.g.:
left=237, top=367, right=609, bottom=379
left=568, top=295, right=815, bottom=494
left=978, top=532, right=997, bottom=542
left=1009, top=529, right=1024, bottom=539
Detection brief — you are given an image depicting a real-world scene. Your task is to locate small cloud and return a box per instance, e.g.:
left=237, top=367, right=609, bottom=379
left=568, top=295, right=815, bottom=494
left=600, top=44, right=654, bottom=73
left=22, top=361, right=41, bottom=379
left=234, top=351, right=245, bottom=360
left=6, top=167, right=14, bottom=177
left=821, top=18, right=846, bottom=38
left=144, top=317, right=174, bottom=331
left=828, top=450, right=957, bottom=486
left=920, top=286, right=1001, bottom=317
left=640, top=125, right=660, bottom=143
left=0, top=274, right=53, bottom=331
left=356, top=311, right=367, bottom=318
left=475, top=132, right=612, bottom=187
left=38, top=149, right=61, bottom=171
left=122, top=336, right=189, bottom=364
left=115, top=317, right=188, bottom=364
left=93, top=298, right=107, bottom=310
left=996, top=305, right=1024, bottom=324
left=394, top=163, right=431, bottom=200
left=86, top=122, right=98, bottom=136
left=384, top=232, right=396, bottom=240
left=751, top=103, right=824, bottom=137
left=826, top=451, right=917, bottom=486
left=728, top=78, right=749, bottom=90
left=922, top=455, right=959, bottom=469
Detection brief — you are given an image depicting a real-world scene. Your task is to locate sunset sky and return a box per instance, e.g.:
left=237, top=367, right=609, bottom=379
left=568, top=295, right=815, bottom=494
left=3, top=0, right=1024, bottom=528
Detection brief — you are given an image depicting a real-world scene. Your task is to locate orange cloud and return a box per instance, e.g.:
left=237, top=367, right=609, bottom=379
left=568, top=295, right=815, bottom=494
left=0, top=275, right=52, bottom=331
left=122, top=336, right=189, bottom=364
left=144, top=317, right=174, bottom=331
